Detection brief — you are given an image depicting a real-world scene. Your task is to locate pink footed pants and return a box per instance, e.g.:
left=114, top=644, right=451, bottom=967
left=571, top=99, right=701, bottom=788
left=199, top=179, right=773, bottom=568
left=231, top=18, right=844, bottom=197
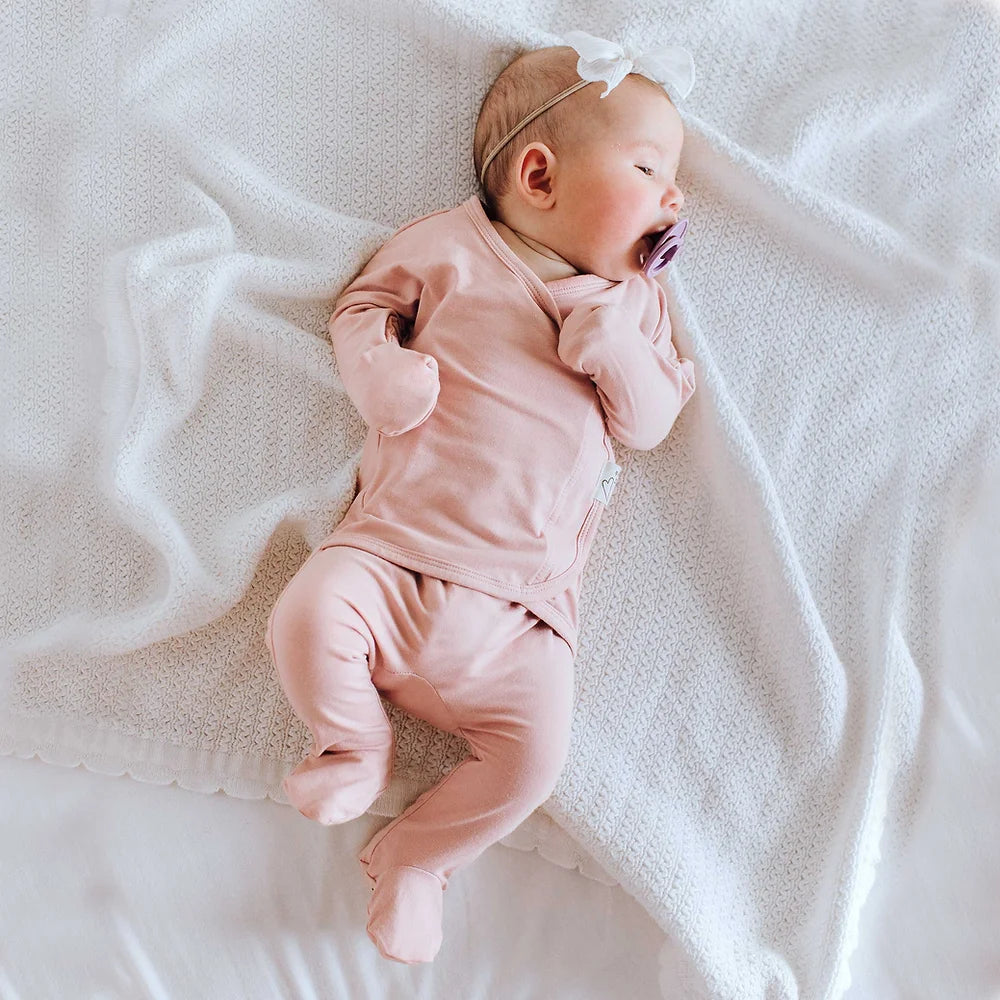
left=265, top=543, right=575, bottom=964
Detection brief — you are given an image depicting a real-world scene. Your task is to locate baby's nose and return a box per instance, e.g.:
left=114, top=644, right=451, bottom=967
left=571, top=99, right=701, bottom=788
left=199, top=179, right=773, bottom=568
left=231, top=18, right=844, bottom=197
left=663, top=184, right=684, bottom=213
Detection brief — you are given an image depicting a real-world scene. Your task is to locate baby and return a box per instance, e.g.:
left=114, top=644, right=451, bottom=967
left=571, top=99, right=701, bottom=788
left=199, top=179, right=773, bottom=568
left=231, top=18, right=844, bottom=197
left=265, top=31, right=697, bottom=965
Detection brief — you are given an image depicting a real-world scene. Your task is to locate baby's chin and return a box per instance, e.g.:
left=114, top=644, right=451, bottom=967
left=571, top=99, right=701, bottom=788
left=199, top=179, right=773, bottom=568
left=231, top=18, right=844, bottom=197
left=566, top=240, right=648, bottom=281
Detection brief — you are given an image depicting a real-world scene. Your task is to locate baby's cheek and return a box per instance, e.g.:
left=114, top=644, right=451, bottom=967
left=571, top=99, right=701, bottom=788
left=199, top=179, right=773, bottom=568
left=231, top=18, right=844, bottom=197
left=604, top=213, right=642, bottom=252
left=582, top=196, right=635, bottom=244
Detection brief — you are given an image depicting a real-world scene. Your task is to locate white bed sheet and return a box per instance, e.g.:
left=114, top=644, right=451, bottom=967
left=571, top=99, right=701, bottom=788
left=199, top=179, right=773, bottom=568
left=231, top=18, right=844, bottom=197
left=5, top=734, right=1000, bottom=1000
left=2, top=754, right=668, bottom=1000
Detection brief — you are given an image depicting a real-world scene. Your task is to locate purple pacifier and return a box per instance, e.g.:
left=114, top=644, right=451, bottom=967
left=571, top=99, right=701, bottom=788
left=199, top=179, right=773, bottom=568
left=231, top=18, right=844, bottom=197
left=641, top=218, right=689, bottom=276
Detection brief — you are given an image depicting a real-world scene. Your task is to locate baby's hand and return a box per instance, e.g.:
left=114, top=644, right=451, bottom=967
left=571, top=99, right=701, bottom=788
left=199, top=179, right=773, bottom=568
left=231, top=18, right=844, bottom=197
left=353, top=340, right=440, bottom=436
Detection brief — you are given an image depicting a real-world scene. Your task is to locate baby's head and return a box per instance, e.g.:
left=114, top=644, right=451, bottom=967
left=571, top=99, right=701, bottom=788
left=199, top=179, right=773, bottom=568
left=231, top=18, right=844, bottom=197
left=475, top=45, right=686, bottom=281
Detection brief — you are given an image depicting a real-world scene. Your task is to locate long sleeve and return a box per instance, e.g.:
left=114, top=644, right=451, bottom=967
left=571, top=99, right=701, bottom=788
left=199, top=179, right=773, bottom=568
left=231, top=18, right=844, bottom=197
left=556, top=279, right=696, bottom=450
left=328, top=226, right=440, bottom=437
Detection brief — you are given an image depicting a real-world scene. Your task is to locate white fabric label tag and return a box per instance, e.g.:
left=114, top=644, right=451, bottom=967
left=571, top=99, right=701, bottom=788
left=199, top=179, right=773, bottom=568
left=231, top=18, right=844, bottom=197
left=593, top=461, right=622, bottom=505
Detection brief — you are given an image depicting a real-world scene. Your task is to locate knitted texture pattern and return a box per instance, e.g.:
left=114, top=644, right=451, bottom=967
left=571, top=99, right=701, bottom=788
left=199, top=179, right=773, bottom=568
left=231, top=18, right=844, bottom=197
left=3, top=2, right=998, bottom=998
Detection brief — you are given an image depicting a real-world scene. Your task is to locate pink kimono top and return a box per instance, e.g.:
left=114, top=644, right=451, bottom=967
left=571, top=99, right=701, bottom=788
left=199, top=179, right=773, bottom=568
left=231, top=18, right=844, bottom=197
left=319, top=196, right=696, bottom=656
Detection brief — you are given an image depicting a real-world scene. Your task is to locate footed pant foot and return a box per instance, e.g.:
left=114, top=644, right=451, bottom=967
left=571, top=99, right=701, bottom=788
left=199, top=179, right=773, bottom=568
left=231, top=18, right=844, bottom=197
left=283, top=748, right=390, bottom=825
left=366, top=866, right=444, bottom=964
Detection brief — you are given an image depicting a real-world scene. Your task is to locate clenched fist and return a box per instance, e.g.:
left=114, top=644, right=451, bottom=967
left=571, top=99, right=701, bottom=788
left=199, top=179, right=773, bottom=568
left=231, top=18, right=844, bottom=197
left=353, top=339, right=440, bottom=436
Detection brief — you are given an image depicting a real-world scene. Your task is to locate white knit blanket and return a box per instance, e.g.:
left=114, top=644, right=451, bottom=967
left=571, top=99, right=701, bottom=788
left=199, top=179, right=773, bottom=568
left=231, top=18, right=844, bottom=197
left=4, top=2, right=999, bottom=998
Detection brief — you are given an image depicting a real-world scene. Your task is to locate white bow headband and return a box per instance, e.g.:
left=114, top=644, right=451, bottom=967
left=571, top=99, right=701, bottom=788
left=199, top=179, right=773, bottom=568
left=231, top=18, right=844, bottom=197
left=479, top=30, right=695, bottom=187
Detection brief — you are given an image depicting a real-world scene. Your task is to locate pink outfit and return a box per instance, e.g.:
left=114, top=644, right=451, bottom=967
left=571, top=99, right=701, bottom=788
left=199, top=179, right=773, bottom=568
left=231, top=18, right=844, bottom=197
left=266, top=195, right=695, bottom=963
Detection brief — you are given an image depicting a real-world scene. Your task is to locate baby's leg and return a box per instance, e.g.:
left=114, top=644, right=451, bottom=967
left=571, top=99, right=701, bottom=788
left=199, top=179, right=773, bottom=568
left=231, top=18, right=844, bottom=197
left=266, top=546, right=398, bottom=825
left=359, top=583, right=575, bottom=964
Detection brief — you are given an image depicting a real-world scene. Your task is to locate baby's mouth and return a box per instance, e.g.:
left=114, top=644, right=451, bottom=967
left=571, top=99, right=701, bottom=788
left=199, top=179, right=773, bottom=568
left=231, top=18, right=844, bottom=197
left=640, top=231, right=665, bottom=262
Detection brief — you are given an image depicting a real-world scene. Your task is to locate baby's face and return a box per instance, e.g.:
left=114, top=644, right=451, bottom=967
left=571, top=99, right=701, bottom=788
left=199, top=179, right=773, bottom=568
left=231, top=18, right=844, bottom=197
left=553, top=79, right=685, bottom=281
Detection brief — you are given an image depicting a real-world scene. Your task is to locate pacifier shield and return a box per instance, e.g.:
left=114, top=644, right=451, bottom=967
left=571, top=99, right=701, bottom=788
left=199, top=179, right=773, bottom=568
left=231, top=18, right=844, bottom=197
left=641, top=218, right=688, bottom=276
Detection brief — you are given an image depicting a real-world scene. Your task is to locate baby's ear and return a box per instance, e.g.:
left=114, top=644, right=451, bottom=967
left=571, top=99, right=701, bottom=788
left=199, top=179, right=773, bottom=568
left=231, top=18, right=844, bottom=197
left=515, top=143, right=557, bottom=207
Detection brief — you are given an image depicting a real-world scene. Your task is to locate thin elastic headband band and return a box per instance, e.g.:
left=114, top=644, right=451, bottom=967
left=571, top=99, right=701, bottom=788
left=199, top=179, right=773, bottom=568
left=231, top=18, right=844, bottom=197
left=478, top=78, right=590, bottom=187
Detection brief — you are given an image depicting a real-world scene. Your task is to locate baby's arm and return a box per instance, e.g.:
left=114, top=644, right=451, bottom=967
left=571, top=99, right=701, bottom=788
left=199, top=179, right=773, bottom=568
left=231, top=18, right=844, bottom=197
left=329, top=231, right=440, bottom=437
left=556, top=280, right=695, bottom=450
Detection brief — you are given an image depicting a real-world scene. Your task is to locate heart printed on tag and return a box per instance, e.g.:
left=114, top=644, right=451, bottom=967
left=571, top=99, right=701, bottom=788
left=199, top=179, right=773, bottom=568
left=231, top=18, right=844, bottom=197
left=593, top=461, right=623, bottom=505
